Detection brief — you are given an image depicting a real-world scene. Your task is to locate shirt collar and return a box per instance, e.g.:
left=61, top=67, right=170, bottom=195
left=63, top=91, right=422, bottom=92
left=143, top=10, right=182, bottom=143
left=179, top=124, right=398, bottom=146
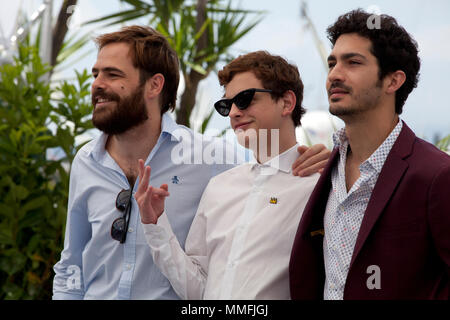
left=250, top=143, right=300, bottom=174
left=161, top=113, right=181, bottom=142
left=88, top=132, right=108, bottom=162
left=366, top=119, right=403, bottom=172
left=332, top=127, right=348, bottom=149
left=87, top=112, right=181, bottom=161
left=332, top=119, right=403, bottom=173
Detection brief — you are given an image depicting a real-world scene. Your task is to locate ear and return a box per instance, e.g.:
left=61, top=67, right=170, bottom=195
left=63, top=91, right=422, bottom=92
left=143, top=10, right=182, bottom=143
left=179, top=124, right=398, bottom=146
left=281, top=90, right=296, bottom=117
left=144, top=73, right=165, bottom=99
left=385, top=70, right=406, bottom=94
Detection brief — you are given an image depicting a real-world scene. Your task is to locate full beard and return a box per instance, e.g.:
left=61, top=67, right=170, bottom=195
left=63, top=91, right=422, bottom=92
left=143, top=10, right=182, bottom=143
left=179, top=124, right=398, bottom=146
left=92, top=85, right=148, bottom=135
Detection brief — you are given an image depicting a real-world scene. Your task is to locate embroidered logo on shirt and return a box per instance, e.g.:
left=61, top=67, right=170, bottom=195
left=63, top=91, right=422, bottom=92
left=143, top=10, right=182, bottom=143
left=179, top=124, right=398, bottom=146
left=270, top=197, right=278, bottom=204
left=171, top=176, right=180, bottom=184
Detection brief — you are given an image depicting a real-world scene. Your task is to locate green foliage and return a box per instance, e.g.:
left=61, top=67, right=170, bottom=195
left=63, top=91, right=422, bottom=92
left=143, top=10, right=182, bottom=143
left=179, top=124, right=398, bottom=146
left=435, top=134, right=450, bottom=153
left=152, top=0, right=262, bottom=76
left=0, top=45, right=93, bottom=299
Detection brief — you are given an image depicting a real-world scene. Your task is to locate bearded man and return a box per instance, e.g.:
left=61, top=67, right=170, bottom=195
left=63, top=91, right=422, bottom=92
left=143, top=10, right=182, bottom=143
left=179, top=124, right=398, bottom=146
left=52, top=25, right=330, bottom=300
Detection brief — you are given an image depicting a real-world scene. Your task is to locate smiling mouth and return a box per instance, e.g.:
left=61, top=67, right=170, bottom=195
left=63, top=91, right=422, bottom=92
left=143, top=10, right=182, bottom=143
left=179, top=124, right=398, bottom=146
left=234, top=121, right=252, bottom=131
left=95, top=97, right=115, bottom=107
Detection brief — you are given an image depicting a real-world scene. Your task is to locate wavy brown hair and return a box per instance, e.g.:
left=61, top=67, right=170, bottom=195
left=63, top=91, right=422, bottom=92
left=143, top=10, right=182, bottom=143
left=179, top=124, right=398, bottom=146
left=95, top=25, right=180, bottom=114
left=218, top=51, right=305, bottom=126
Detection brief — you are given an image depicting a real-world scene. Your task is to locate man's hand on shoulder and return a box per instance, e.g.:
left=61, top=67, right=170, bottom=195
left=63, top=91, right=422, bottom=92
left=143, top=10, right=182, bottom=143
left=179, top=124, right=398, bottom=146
left=292, top=144, right=331, bottom=177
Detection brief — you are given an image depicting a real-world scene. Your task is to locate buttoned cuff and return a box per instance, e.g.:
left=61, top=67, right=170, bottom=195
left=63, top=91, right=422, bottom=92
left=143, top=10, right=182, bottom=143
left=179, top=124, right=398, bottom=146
left=52, top=292, right=84, bottom=300
left=141, top=211, right=172, bottom=243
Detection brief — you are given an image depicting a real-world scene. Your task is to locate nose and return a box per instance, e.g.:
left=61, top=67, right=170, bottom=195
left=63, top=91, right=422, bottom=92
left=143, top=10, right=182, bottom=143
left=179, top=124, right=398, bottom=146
left=327, top=62, right=345, bottom=85
left=91, top=73, right=106, bottom=93
left=228, top=103, right=243, bottom=118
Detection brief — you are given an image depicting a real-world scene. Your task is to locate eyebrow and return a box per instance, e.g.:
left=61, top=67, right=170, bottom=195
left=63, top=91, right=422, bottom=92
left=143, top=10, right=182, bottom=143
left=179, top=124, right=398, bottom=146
left=91, top=67, right=126, bottom=75
left=327, top=52, right=368, bottom=62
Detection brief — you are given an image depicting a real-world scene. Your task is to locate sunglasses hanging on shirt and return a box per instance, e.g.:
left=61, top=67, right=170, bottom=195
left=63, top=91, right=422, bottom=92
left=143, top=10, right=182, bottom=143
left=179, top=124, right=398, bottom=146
left=111, top=189, right=132, bottom=243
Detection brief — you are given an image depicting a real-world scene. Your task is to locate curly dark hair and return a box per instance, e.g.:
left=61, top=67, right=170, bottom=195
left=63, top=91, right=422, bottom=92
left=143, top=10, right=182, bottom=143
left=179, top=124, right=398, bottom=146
left=327, top=9, right=420, bottom=114
left=218, top=51, right=305, bottom=127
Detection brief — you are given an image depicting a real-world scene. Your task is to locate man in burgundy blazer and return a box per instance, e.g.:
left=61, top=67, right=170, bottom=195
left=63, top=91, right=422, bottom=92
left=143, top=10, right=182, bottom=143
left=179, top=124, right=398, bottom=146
left=289, top=10, right=450, bottom=300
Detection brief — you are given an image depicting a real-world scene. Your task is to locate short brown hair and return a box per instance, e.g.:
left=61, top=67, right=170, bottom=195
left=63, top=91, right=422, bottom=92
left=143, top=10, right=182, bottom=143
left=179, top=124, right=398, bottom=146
left=95, top=25, right=180, bottom=114
left=218, top=51, right=305, bottom=126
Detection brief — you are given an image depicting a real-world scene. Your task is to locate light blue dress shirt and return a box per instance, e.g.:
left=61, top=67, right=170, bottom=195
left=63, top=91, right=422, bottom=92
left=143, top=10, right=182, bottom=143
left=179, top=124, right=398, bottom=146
left=52, top=114, right=240, bottom=299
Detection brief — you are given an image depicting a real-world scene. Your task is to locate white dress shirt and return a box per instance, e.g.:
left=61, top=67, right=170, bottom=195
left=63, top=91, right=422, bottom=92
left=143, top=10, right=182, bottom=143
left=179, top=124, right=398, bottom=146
left=142, top=144, right=319, bottom=299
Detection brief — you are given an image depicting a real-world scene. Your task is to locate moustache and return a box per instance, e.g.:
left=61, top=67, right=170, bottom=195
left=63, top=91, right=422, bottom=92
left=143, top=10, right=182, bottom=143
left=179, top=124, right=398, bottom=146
left=92, top=89, right=121, bottom=107
left=328, top=82, right=352, bottom=96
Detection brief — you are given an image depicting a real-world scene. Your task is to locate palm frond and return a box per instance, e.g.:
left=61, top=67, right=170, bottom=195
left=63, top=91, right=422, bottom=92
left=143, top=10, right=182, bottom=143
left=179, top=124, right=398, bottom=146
left=56, top=32, right=91, bottom=65
left=436, top=134, right=450, bottom=152
left=200, top=108, right=215, bottom=133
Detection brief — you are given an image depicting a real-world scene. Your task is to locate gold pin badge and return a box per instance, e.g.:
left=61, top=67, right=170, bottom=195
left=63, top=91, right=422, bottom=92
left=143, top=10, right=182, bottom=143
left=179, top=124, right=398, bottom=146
left=310, top=229, right=325, bottom=237
left=270, top=197, right=278, bottom=204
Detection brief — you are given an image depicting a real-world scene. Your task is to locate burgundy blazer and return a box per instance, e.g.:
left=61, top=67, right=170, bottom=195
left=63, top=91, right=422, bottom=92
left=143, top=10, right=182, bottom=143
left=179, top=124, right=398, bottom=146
left=289, top=122, right=450, bottom=300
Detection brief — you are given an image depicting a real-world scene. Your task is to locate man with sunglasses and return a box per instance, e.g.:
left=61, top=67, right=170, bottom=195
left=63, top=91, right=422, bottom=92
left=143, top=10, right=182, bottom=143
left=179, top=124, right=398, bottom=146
left=52, top=27, right=329, bottom=300
left=137, top=51, right=321, bottom=299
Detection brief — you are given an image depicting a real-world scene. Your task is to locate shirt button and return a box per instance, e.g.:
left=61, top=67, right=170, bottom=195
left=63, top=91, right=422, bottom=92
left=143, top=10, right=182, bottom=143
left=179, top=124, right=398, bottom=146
left=128, top=228, right=134, bottom=233
left=125, top=264, right=132, bottom=270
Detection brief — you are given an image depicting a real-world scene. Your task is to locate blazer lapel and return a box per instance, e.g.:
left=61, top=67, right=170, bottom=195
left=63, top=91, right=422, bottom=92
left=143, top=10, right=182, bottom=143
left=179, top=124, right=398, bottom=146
left=305, top=148, right=339, bottom=235
left=349, top=122, right=416, bottom=269
left=290, top=148, right=339, bottom=299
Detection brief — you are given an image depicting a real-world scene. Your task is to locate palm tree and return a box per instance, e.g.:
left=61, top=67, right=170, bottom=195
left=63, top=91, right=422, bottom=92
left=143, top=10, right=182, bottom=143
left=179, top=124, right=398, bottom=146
left=86, top=0, right=264, bottom=130
left=2, top=0, right=91, bottom=78
left=52, top=0, right=79, bottom=67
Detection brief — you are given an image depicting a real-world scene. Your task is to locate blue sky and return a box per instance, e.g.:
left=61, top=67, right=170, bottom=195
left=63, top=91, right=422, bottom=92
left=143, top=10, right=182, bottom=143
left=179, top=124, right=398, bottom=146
left=2, top=0, right=449, bottom=144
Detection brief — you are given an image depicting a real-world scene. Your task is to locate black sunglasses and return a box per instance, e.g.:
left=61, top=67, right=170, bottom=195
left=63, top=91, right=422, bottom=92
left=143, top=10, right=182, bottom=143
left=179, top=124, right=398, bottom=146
left=214, top=88, right=273, bottom=117
left=111, top=189, right=132, bottom=243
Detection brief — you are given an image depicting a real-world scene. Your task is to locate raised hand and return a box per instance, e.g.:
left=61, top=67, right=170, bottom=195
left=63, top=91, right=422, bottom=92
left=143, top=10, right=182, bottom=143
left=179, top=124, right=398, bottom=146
left=135, top=159, right=170, bottom=224
left=292, top=144, right=331, bottom=177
